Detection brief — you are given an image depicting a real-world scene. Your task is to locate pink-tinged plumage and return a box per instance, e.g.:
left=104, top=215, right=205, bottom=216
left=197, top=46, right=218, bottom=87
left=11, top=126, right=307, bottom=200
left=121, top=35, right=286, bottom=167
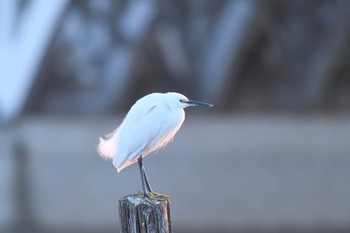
left=97, top=92, right=189, bottom=172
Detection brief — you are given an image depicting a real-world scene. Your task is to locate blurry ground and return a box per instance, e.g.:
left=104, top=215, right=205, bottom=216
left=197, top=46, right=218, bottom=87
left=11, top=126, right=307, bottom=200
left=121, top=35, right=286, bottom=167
left=1, top=113, right=350, bottom=233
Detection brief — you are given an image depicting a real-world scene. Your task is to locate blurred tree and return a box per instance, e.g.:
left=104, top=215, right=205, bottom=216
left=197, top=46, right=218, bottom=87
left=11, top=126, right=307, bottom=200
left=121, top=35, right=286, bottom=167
left=0, top=0, right=68, bottom=123
left=5, top=0, right=350, bottom=117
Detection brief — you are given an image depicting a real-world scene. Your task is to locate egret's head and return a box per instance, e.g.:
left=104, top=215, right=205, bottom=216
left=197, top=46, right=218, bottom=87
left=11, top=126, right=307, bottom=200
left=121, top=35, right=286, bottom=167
left=163, top=92, right=214, bottom=109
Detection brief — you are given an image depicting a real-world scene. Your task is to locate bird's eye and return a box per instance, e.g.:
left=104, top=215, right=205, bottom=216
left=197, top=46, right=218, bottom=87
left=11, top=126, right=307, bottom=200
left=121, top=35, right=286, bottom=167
left=180, top=99, right=186, bottom=103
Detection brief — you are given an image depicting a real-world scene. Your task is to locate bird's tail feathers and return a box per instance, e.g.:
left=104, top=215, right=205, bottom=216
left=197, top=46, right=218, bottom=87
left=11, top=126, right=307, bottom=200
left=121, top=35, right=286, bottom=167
left=113, top=156, right=138, bottom=173
left=97, top=129, right=118, bottom=160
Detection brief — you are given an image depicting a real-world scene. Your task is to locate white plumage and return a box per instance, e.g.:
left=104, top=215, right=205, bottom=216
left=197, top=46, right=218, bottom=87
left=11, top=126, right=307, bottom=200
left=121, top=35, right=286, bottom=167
left=97, top=92, right=184, bottom=171
left=97, top=92, right=213, bottom=196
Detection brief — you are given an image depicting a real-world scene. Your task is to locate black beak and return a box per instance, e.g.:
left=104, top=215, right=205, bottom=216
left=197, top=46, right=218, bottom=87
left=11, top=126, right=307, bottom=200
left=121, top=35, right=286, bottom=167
left=186, top=100, right=214, bottom=108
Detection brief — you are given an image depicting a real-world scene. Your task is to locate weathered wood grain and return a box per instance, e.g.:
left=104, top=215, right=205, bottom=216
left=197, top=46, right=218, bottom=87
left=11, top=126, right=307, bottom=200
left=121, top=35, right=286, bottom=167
left=119, top=193, right=172, bottom=233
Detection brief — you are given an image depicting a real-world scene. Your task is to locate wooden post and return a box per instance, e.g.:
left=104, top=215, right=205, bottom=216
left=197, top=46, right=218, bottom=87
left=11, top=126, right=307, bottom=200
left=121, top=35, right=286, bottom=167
left=119, top=193, right=172, bottom=233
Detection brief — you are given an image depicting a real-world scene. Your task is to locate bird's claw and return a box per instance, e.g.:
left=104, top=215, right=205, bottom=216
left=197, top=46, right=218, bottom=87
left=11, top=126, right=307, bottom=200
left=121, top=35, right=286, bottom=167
left=137, top=191, right=149, bottom=198
left=137, top=191, right=169, bottom=200
left=147, top=191, right=170, bottom=200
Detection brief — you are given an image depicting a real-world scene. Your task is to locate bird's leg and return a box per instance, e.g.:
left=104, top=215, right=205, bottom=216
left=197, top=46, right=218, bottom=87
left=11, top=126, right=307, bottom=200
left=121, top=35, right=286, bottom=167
left=143, top=168, right=153, bottom=193
left=137, top=155, right=149, bottom=198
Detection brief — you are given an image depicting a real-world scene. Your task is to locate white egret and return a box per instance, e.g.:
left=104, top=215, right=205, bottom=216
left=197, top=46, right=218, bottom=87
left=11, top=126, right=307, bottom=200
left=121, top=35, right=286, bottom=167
left=97, top=92, right=213, bottom=197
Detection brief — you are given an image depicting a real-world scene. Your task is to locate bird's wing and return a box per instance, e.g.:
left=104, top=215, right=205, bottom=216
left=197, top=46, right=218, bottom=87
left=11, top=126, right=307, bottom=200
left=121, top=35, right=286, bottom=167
left=97, top=93, right=162, bottom=162
left=113, top=101, right=166, bottom=171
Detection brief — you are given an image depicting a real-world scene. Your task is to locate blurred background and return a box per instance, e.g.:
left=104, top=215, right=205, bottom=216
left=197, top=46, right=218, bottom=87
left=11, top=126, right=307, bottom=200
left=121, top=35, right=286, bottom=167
left=1, top=0, right=350, bottom=232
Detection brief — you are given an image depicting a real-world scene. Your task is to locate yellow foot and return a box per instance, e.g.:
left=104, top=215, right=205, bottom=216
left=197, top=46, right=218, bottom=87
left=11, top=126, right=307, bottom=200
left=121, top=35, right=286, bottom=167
left=147, top=192, right=170, bottom=200
left=136, top=191, right=170, bottom=200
